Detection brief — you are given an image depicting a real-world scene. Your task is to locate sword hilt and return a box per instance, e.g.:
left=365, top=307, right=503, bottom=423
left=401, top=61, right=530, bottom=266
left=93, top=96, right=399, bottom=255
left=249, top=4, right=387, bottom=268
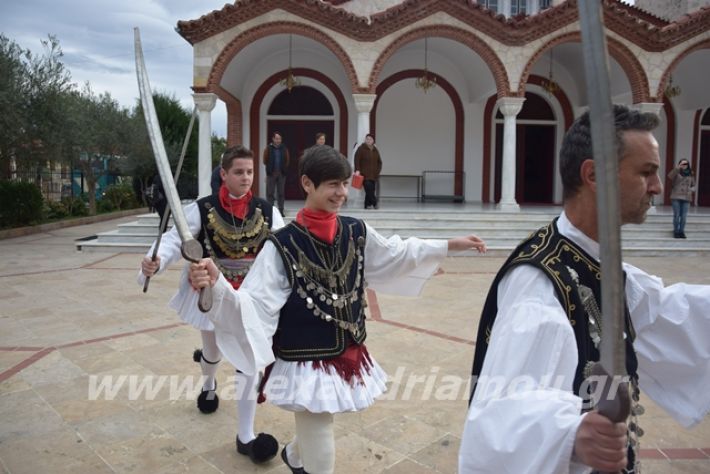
left=589, top=362, right=631, bottom=474
left=182, top=239, right=212, bottom=312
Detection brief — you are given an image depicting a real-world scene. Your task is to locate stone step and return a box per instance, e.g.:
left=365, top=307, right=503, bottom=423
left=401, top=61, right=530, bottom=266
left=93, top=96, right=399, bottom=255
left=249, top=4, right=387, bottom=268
left=77, top=206, right=710, bottom=256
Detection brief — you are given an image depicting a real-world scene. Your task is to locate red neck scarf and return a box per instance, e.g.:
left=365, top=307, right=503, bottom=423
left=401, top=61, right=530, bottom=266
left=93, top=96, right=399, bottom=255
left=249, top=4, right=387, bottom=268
left=296, top=208, right=337, bottom=243
left=219, top=185, right=252, bottom=220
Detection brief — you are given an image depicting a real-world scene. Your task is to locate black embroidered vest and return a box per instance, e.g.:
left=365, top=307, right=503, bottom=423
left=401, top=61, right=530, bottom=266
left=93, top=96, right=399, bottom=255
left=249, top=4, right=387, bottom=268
left=470, top=219, right=640, bottom=398
left=196, top=194, right=273, bottom=286
left=269, top=216, right=367, bottom=361
left=470, top=218, right=641, bottom=472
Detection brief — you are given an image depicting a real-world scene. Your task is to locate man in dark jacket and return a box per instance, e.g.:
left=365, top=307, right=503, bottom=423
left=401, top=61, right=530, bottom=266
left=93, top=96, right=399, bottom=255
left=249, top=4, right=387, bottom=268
left=354, top=133, right=383, bottom=209
left=262, top=132, right=290, bottom=215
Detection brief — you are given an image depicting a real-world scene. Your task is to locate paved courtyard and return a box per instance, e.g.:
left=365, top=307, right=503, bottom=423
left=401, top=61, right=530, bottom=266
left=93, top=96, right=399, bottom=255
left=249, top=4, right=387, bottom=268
left=1, top=215, right=709, bottom=473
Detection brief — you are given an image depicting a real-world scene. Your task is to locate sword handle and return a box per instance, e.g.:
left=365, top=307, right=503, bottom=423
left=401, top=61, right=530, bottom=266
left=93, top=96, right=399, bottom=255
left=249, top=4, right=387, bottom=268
left=590, top=362, right=631, bottom=474
left=143, top=209, right=172, bottom=293
left=181, top=239, right=213, bottom=313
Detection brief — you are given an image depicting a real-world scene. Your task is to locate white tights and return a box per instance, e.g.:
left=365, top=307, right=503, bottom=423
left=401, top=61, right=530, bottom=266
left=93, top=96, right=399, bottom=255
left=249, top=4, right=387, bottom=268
left=199, top=330, right=259, bottom=444
left=286, top=411, right=335, bottom=474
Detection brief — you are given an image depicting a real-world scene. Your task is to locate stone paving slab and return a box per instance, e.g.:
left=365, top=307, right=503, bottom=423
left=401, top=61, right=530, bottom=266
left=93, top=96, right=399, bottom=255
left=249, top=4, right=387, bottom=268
left=0, top=216, right=708, bottom=473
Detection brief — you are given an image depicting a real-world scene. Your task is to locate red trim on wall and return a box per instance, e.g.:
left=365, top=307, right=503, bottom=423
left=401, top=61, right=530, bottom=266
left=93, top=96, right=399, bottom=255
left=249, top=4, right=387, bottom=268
left=371, top=70, right=464, bottom=197
left=482, top=95, right=497, bottom=203
left=663, top=98, right=676, bottom=204
left=519, top=32, right=650, bottom=103
left=249, top=68, right=349, bottom=192
left=207, top=22, right=361, bottom=94
left=691, top=109, right=701, bottom=181
left=656, top=39, right=710, bottom=101
left=368, top=25, right=509, bottom=96
left=526, top=74, right=573, bottom=130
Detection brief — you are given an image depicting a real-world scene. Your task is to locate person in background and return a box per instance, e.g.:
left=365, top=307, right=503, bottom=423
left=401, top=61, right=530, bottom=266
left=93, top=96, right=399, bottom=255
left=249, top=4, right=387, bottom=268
left=667, top=158, right=695, bottom=238
left=354, top=133, right=382, bottom=209
left=315, top=132, right=326, bottom=146
left=262, top=131, right=290, bottom=216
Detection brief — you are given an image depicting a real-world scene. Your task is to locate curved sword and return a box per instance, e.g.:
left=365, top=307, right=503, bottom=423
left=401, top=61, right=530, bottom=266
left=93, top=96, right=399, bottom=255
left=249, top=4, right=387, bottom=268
left=143, top=106, right=197, bottom=293
left=134, top=28, right=211, bottom=312
left=577, top=0, right=630, bottom=434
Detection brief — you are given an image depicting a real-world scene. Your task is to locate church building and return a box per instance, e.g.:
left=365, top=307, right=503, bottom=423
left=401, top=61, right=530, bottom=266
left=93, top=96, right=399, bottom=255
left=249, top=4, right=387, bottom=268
left=176, top=0, right=710, bottom=209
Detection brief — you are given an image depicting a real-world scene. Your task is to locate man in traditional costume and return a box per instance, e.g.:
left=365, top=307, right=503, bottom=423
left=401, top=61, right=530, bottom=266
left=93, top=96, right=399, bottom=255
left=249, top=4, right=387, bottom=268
left=459, top=105, right=710, bottom=473
left=139, top=145, right=284, bottom=464
left=188, top=145, right=487, bottom=474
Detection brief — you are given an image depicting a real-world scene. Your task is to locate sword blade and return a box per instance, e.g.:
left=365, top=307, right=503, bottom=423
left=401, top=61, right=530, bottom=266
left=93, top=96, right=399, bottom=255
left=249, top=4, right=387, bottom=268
left=578, top=0, right=626, bottom=381
left=134, top=28, right=211, bottom=311
left=578, top=2, right=630, bottom=433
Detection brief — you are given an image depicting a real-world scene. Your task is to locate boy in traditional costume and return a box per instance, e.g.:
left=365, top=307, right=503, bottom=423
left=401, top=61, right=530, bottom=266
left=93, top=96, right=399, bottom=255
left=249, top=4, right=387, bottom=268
left=188, top=145, right=486, bottom=473
left=139, top=145, right=283, bottom=464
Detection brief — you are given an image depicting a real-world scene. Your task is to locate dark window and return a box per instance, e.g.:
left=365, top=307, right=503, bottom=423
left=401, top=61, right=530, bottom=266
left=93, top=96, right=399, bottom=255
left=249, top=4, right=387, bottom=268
left=268, top=86, right=333, bottom=116
left=702, top=108, right=710, bottom=126
left=482, top=0, right=498, bottom=13
left=540, top=0, right=552, bottom=10
left=511, top=0, right=527, bottom=16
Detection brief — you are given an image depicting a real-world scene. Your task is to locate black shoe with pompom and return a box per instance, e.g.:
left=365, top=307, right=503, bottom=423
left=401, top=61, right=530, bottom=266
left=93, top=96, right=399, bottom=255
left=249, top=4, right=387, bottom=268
left=237, top=433, right=279, bottom=464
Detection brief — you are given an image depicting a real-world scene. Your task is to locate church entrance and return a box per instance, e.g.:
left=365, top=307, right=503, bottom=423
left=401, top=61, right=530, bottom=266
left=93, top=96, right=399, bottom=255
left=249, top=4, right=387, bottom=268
left=265, top=86, right=335, bottom=200
left=494, top=92, right=557, bottom=204
left=266, top=120, right=335, bottom=200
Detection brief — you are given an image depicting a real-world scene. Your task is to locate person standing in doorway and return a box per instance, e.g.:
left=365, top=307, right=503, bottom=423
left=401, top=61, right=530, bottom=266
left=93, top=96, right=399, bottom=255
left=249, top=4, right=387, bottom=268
left=263, top=131, right=290, bottom=216
left=667, top=159, right=695, bottom=238
left=354, top=133, right=382, bottom=209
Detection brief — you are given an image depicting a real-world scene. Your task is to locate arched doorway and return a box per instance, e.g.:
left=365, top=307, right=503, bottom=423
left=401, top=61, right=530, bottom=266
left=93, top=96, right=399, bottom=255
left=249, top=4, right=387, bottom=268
left=266, top=86, right=335, bottom=200
left=698, top=108, right=710, bottom=207
left=494, top=92, right=557, bottom=204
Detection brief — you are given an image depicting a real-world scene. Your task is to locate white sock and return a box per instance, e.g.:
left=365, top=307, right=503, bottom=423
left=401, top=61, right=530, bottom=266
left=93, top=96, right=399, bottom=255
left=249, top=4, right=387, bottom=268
left=235, top=370, right=257, bottom=443
left=286, top=436, right=303, bottom=469
left=294, top=411, right=335, bottom=474
left=199, top=330, right=221, bottom=391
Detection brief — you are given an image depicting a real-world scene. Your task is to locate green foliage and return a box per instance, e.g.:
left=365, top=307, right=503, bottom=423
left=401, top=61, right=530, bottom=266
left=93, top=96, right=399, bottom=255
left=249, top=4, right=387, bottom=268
left=123, top=93, right=200, bottom=199
left=44, top=199, right=69, bottom=220
left=61, top=195, right=88, bottom=217
left=0, top=35, right=75, bottom=177
left=0, top=181, right=44, bottom=227
left=100, top=182, right=139, bottom=212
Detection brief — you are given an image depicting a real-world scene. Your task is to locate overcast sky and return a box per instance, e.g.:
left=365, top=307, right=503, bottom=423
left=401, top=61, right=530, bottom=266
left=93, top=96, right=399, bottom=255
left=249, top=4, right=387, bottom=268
left=1, top=0, right=230, bottom=136
left=2, top=0, right=639, bottom=140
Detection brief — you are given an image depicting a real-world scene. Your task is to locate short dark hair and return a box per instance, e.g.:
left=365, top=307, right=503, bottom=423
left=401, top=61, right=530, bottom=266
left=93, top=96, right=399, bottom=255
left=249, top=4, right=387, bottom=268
left=315, top=132, right=326, bottom=141
left=272, top=131, right=282, bottom=140
left=221, top=145, right=253, bottom=170
left=365, top=133, right=375, bottom=140
left=559, top=104, right=659, bottom=200
left=299, top=145, right=351, bottom=188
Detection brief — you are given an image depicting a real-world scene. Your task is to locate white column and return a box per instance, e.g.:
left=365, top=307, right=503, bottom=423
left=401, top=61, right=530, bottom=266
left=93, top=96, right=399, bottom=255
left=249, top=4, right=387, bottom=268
left=632, top=102, right=664, bottom=116
left=350, top=94, right=377, bottom=208
left=353, top=94, right=377, bottom=145
left=193, top=93, right=217, bottom=198
left=496, top=97, right=526, bottom=212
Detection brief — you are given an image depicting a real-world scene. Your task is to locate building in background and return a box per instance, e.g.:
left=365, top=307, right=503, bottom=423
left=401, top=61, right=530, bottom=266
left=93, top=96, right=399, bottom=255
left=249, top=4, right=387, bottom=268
left=177, top=0, right=710, bottom=208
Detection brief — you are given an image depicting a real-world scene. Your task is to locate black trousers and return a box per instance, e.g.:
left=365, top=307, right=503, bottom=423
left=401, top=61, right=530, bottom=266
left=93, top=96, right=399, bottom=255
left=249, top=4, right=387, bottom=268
left=363, top=179, right=378, bottom=208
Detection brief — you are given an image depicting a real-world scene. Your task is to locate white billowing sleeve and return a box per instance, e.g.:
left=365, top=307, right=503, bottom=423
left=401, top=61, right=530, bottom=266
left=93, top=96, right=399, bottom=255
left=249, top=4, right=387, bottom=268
left=459, top=265, right=590, bottom=474
left=363, top=224, right=448, bottom=296
left=624, top=263, right=710, bottom=428
left=206, top=241, right=290, bottom=375
left=270, top=207, right=286, bottom=230
left=136, top=202, right=202, bottom=285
